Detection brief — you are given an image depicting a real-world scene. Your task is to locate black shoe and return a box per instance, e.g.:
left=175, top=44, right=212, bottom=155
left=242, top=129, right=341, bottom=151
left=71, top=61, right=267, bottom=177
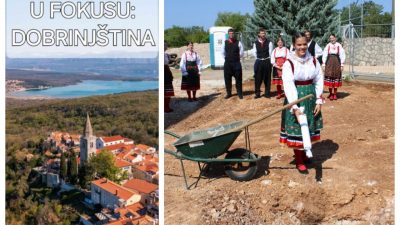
left=238, top=94, right=243, bottom=99
left=304, top=158, right=313, bottom=165
left=264, top=94, right=271, bottom=98
left=224, top=94, right=232, bottom=99
left=254, top=95, right=261, bottom=99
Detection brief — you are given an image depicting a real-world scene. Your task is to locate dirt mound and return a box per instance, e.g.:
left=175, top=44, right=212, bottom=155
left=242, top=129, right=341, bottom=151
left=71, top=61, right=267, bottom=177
left=165, top=80, right=394, bottom=225
left=166, top=43, right=211, bottom=65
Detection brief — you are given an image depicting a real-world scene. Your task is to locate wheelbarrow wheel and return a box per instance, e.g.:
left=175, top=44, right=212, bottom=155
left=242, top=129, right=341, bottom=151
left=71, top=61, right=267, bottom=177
left=224, top=148, right=258, bottom=181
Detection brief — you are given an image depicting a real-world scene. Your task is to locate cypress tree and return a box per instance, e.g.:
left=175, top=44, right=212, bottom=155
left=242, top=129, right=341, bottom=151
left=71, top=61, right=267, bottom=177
left=245, top=0, right=340, bottom=46
left=68, top=152, right=78, bottom=184
left=59, top=153, right=67, bottom=180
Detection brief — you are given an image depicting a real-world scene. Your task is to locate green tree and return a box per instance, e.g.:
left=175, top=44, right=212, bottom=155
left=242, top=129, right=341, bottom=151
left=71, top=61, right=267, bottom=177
left=164, top=26, right=188, bottom=47
left=340, top=1, right=392, bottom=25
left=60, top=153, right=67, bottom=180
left=164, top=26, right=209, bottom=47
left=339, top=1, right=392, bottom=37
left=214, top=12, right=250, bottom=33
left=186, top=26, right=209, bottom=44
left=67, top=152, right=78, bottom=184
left=88, top=151, right=121, bottom=182
left=246, top=0, right=339, bottom=47
left=78, top=163, right=95, bottom=189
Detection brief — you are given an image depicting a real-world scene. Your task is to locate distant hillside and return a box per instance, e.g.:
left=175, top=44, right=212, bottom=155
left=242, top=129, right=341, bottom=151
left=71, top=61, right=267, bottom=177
left=6, top=69, right=157, bottom=89
left=7, top=91, right=158, bottom=153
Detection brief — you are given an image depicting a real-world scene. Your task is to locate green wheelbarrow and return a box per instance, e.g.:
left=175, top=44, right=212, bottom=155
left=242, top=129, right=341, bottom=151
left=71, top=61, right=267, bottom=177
left=165, top=94, right=313, bottom=189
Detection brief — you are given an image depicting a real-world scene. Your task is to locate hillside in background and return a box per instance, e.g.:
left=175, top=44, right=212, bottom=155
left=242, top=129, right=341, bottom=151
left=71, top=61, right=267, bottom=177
left=7, top=91, right=158, bottom=152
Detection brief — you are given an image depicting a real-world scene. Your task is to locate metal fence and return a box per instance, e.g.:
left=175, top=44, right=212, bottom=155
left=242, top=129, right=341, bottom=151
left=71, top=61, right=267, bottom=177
left=341, top=23, right=394, bottom=82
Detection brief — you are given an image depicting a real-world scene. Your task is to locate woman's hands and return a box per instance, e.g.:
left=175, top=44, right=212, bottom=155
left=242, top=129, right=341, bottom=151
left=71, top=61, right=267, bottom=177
left=313, top=104, right=321, bottom=116
left=294, top=108, right=303, bottom=117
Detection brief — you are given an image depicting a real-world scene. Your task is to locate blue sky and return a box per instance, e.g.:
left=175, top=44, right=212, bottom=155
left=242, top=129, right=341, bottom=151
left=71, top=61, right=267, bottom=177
left=7, top=0, right=159, bottom=58
left=165, top=0, right=393, bottom=29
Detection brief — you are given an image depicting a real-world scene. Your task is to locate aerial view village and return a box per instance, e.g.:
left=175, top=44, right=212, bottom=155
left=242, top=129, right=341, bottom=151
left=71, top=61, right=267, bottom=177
left=34, top=114, right=159, bottom=225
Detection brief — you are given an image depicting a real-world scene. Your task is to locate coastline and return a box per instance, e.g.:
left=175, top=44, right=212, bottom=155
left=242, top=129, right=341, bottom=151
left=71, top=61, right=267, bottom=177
left=6, top=79, right=158, bottom=100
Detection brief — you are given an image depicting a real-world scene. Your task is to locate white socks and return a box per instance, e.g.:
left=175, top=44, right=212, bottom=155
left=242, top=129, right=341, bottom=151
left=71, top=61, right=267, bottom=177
left=297, top=113, right=313, bottom=158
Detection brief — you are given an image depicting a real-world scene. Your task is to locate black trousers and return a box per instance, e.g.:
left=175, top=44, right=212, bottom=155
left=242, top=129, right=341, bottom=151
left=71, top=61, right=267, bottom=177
left=254, top=59, right=272, bottom=96
left=224, top=61, right=242, bottom=96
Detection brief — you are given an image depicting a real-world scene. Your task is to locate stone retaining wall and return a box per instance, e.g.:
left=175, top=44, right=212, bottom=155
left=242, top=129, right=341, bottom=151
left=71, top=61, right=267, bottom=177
left=342, top=37, right=395, bottom=66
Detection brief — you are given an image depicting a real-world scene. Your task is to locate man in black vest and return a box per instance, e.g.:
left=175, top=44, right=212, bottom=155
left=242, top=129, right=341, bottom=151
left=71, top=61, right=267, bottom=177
left=252, top=28, right=273, bottom=98
left=305, top=30, right=323, bottom=64
left=222, top=28, right=244, bottom=99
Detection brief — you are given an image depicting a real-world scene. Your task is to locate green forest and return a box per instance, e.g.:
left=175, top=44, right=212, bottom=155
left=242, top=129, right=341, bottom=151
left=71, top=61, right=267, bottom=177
left=6, top=91, right=158, bottom=224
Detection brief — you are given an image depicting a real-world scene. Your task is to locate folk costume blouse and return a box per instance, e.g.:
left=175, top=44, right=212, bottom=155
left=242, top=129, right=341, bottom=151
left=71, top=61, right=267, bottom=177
left=322, top=42, right=346, bottom=66
left=271, top=46, right=289, bottom=66
left=282, top=52, right=324, bottom=112
left=180, top=51, right=203, bottom=76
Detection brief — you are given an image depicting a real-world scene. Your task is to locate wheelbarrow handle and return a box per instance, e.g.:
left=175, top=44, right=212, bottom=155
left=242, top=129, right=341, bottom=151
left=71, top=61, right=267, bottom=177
left=165, top=149, right=181, bottom=158
left=235, top=94, right=314, bottom=130
left=164, top=130, right=182, bottom=139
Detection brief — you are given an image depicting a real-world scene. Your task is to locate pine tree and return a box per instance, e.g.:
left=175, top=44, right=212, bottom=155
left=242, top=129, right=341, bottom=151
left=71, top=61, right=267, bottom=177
left=59, top=153, right=67, bottom=180
left=245, top=0, right=339, bottom=46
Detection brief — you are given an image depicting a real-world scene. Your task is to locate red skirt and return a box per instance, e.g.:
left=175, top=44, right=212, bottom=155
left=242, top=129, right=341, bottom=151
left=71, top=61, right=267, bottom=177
left=272, top=57, right=285, bottom=85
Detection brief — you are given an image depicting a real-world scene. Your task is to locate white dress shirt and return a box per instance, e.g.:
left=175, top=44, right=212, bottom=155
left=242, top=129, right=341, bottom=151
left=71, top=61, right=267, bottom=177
left=222, top=39, right=244, bottom=59
left=309, top=40, right=323, bottom=58
left=251, top=39, right=274, bottom=59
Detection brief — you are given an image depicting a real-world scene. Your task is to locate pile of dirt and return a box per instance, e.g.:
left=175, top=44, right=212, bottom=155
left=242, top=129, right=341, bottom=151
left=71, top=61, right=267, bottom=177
left=166, top=43, right=211, bottom=65
left=165, top=80, right=394, bottom=225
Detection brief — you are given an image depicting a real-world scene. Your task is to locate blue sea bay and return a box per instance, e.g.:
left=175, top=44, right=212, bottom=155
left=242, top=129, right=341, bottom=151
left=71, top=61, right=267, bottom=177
left=10, top=80, right=158, bottom=98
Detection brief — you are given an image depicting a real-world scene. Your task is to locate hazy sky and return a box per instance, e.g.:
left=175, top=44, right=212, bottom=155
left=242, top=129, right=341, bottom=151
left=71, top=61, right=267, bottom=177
left=7, top=0, right=159, bottom=58
left=165, top=0, right=393, bottom=29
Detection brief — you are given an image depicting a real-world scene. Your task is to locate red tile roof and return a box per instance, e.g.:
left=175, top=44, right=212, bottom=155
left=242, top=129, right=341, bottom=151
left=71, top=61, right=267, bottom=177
left=144, top=155, right=159, bottom=164
left=135, top=144, right=151, bottom=151
left=101, top=135, right=124, bottom=143
left=92, top=178, right=138, bottom=201
left=124, top=138, right=134, bottom=142
left=114, top=202, right=145, bottom=218
left=135, top=163, right=158, bottom=174
left=123, top=179, right=158, bottom=194
left=104, top=144, right=134, bottom=152
left=114, top=158, right=132, bottom=168
left=116, top=149, right=134, bottom=160
left=105, top=217, right=154, bottom=225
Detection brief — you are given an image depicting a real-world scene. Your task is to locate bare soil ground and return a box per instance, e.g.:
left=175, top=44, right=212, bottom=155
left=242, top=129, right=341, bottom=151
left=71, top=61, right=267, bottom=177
left=165, top=76, right=394, bottom=225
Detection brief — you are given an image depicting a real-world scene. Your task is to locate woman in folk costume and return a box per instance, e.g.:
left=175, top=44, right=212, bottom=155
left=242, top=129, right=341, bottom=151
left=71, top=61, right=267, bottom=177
left=270, top=37, right=289, bottom=99
left=164, top=42, right=174, bottom=113
left=322, top=34, right=346, bottom=100
left=180, top=42, right=203, bottom=102
left=280, top=32, right=324, bottom=174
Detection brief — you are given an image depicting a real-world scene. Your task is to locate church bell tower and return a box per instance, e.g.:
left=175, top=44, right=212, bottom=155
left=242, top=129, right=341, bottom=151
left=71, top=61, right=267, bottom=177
left=80, top=113, right=97, bottom=165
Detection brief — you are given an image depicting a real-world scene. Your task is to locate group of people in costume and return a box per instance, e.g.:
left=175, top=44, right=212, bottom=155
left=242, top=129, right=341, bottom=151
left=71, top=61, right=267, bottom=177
left=164, top=28, right=345, bottom=174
